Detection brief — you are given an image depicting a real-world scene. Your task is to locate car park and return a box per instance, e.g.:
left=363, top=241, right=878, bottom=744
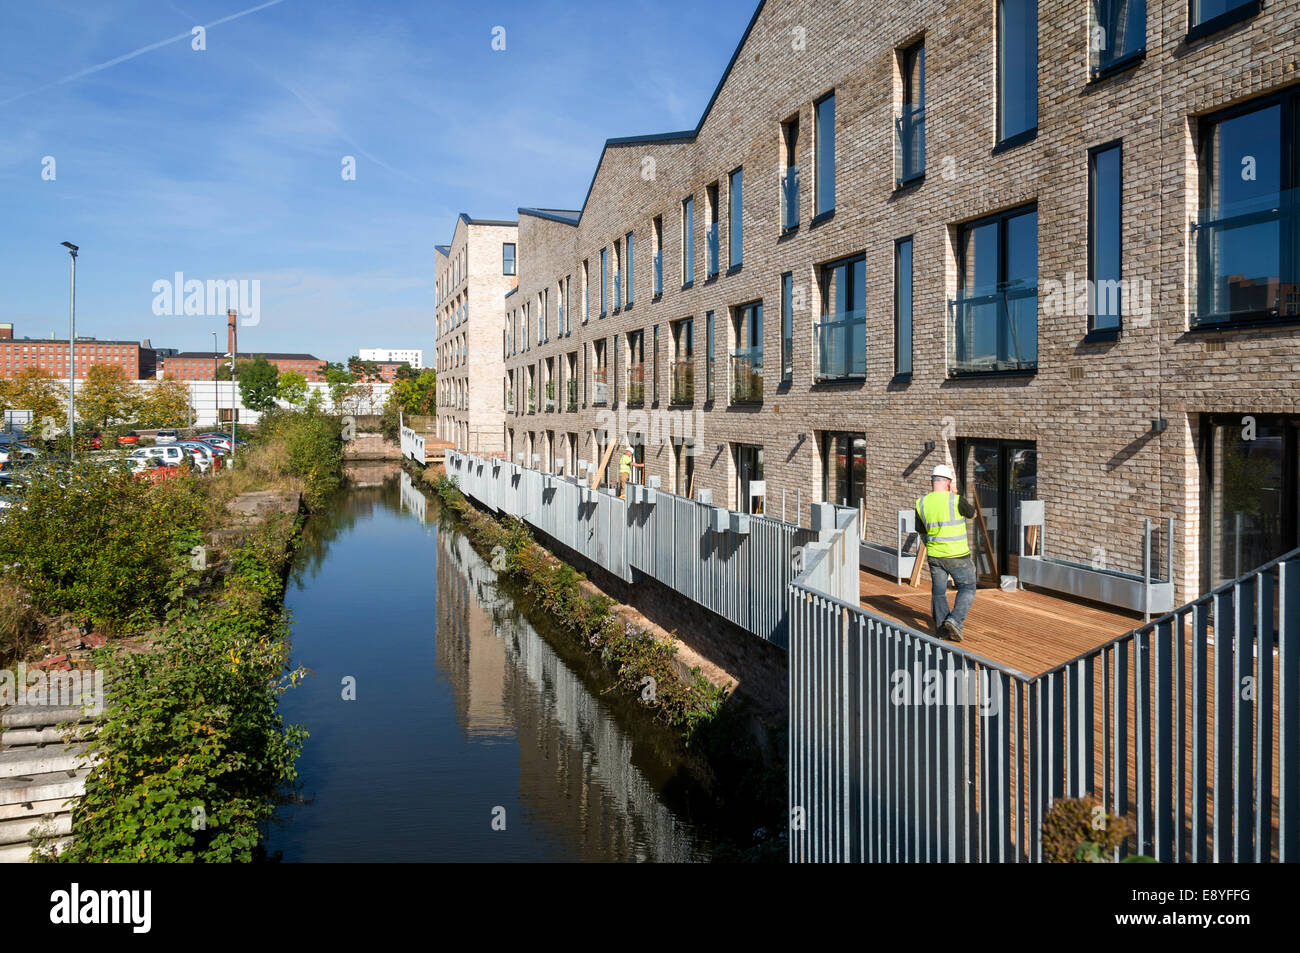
left=117, top=431, right=140, bottom=446
left=130, top=446, right=189, bottom=468
left=174, top=441, right=220, bottom=471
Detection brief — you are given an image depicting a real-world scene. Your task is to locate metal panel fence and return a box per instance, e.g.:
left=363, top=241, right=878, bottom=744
left=789, top=512, right=1300, bottom=863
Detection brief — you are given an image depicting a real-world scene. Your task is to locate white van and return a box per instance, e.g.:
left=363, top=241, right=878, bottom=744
left=131, top=446, right=187, bottom=467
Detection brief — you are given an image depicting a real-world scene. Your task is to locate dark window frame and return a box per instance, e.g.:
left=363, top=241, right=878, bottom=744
left=895, top=236, right=914, bottom=378
left=952, top=202, right=1040, bottom=378
left=1087, top=139, right=1124, bottom=340
left=1186, top=0, right=1260, bottom=44
left=996, top=0, right=1039, bottom=148
left=780, top=271, right=794, bottom=385
left=814, top=90, right=837, bottom=218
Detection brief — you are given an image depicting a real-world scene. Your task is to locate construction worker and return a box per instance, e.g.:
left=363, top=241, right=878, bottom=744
left=617, top=444, right=635, bottom=498
left=916, top=463, right=977, bottom=642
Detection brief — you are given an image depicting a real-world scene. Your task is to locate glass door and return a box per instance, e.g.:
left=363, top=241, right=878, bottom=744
left=736, top=444, right=764, bottom=513
left=1201, top=414, right=1299, bottom=590
left=958, top=438, right=1037, bottom=582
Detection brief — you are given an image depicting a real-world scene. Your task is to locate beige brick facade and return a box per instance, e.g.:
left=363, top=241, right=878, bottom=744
left=434, top=215, right=518, bottom=454
left=482, top=0, right=1300, bottom=604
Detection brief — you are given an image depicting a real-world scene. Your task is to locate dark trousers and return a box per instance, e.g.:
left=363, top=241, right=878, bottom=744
left=928, top=554, right=977, bottom=634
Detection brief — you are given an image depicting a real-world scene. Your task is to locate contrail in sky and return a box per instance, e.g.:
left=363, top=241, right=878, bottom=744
left=0, top=0, right=287, bottom=107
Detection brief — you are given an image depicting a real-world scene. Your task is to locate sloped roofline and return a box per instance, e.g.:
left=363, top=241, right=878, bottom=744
left=566, top=0, right=766, bottom=224
left=519, top=207, right=582, bottom=226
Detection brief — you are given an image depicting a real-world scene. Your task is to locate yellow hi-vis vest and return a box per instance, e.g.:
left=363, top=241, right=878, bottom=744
left=619, top=452, right=633, bottom=477
left=916, top=490, right=970, bottom=558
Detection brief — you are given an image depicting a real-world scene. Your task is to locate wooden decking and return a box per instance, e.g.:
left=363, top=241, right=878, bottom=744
left=859, top=569, right=1146, bottom=677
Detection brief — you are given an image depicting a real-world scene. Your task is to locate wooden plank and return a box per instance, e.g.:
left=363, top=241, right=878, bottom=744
left=591, top=439, right=617, bottom=489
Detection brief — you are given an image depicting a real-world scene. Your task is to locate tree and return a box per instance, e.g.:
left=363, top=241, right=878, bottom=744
left=138, top=376, right=194, bottom=428
left=237, top=356, right=280, bottom=413
left=346, top=355, right=383, bottom=382
left=1, top=367, right=67, bottom=434
left=276, top=370, right=309, bottom=408
left=322, top=362, right=356, bottom=407
left=214, top=358, right=253, bottom=381
left=394, top=363, right=418, bottom=382
left=334, top=382, right=374, bottom=417
left=78, top=364, right=140, bottom=430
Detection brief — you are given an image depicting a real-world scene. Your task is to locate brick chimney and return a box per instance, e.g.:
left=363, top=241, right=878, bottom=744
left=227, top=310, right=237, bottom=361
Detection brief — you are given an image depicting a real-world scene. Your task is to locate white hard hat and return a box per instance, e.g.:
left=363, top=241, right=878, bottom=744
left=931, top=464, right=956, bottom=482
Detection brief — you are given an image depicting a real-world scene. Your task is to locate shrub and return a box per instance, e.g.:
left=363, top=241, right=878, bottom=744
left=41, top=520, right=306, bottom=862
left=1041, top=797, right=1129, bottom=862
left=0, top=464, right=206, bottom=633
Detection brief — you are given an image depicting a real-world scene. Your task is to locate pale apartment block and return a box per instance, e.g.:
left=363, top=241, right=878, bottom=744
left=434, top=213, right=518, bottom=454
left=482, top=0, right=1300, bottom=605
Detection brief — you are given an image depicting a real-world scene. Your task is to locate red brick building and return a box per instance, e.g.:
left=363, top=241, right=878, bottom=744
left=161, top=352, right=326, bottom=382
left=0, top=323, right=157, bottom=379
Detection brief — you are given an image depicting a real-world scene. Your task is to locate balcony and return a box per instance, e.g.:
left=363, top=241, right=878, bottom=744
left=782, top=166, right=800, bottom=231
left=948, top=286, right=1038, bottom=376
left=895, top=105, right=925, bottom=186
left=670, top=360, right=694, bottom=405
left=1191, top=187, right=1296, bottom=326
left=566, top=378, right=578, bottom=412
left=613, top=272, right=622, bottom=310
left=592, top=367, right=608, bottom=406
left=730, top=348, right=763, bottom=404
left=706, top=223, right=719, bottom=278
left=653, top=250, right=663, bottom=296
left=626, top=363, right=646, bottom=407
left=813, top=309, right=867, bottom=381
left=544, top=381, right=555, bottom=413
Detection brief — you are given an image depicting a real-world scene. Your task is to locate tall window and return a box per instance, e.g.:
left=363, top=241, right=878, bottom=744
left=731, top=302, right=763, bottom=404
left=781, top=272, right=794, bottom=383
left=652, top=325, right=659, bottom=404
left=729, top=167, right=743, bottom=268
left=653, top=217, right=663, bottom=296
left=503, top=243, right=516, bottom=275
left=895, top=237, right=914, bottom=376
left=583, top=260, right=590, bottom=322
left=1088, top=142, right=1123, bottom=334
left=1090, top=0, right=1145, bottom=76
left=682, top=196, right=695, bottom=286
left=705, top=311, right=715, bottom=402
left=1194, top=90, right=1298, bottom=327
left=781, top=116, right=800, bottom=231
left=823, top=433, right=868, bottom=510
left=626, top=231, right=635, bottom=305
left=600, top=247, right=608, bottom=316
left=816, top=254, right=867, bottom=380
left=997, top=0, right=1038, bottom=144
left=952, top=205, right=1038, bottom=375
left=897, top=40, right=925, bottom=184
left=815, top=92, right=836, bottom=216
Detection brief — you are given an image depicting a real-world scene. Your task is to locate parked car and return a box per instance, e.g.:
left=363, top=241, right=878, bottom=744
left=196, top=436, right=234, bottom=452
left=85, top=431, right=103, bottom=449
left=129, top=446, right=193, bottom=469
left=174, top=441, right=220, bottom=471
left=154, top=429, right=179, bottom=444
left=0, top=444, right=39, bottom=469
left=117, top=431, right=140, bottom=446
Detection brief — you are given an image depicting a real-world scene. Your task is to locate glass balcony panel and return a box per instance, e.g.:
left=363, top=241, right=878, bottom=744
left=729, top=348, right=763, bottom=404
left=813, top=309, right=867, bottom=380
left=1192, top=186, right=1296, bottom=324
left=626, top=363, right=645, bottom=407
left=670, top=361, right=694, bottom=404
left=948, top=287, right=1039, bottom=375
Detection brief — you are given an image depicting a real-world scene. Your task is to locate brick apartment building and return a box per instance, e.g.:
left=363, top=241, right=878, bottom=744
left=160, top=352, right=326, bottom=381
left=456, top=0, right=1300, bottom=605
left=0, top=323, right=159, bottom=379
left=434, top=213, right=519, bottom=453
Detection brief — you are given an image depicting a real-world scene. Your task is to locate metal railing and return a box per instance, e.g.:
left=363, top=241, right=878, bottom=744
left=730, top=348, right=763, bottom=404
left=626, top=364, right=645, bottom=407
left=782, top=166, right=800, bottom=231
left=670, top=361, right=694, bottom=405
left=895, top=105, right=925, bottom=185
left=706, top=223, right=719, bottom=277
left=1190, top=188, right=1294, bottom=325
left=788, top=493, right=1300, bottom=862
left=813, top=309, right=867, bottom=380
left=948, top=286, right=1038, bottom=375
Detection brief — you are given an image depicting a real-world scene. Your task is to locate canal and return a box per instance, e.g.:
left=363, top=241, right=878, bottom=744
left=264, top=468, right=717, bottom=861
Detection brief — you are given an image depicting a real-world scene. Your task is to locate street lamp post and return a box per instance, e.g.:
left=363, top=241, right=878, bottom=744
left=211, top=331, right=218, bottom=430
left=61, top=242, right=78, bottom=461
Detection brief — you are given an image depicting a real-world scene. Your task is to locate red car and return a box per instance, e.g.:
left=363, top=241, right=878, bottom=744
left=85, top=431, right=103, bottom=449
left=117, top=431, right=140, bottom=446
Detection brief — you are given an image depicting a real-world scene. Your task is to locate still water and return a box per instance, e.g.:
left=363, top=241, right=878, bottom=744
left=264, top=469, right=713, bottom=861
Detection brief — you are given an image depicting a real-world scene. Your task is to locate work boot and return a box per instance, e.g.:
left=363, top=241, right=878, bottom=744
left=942, top=618, right=963, bottom=642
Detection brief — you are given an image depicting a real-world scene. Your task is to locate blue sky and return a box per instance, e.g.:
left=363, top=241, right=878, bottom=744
left=0, top=0, right=756, bottom=364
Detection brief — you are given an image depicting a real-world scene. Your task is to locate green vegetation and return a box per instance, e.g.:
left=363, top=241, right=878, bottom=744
left=379, top=368, right=436, bottom=441
left=236, top=356, right=281, bottom=413
left=36, top=517, right=307, bottom=863
left=1041, top=797, right=1131, bottom=862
